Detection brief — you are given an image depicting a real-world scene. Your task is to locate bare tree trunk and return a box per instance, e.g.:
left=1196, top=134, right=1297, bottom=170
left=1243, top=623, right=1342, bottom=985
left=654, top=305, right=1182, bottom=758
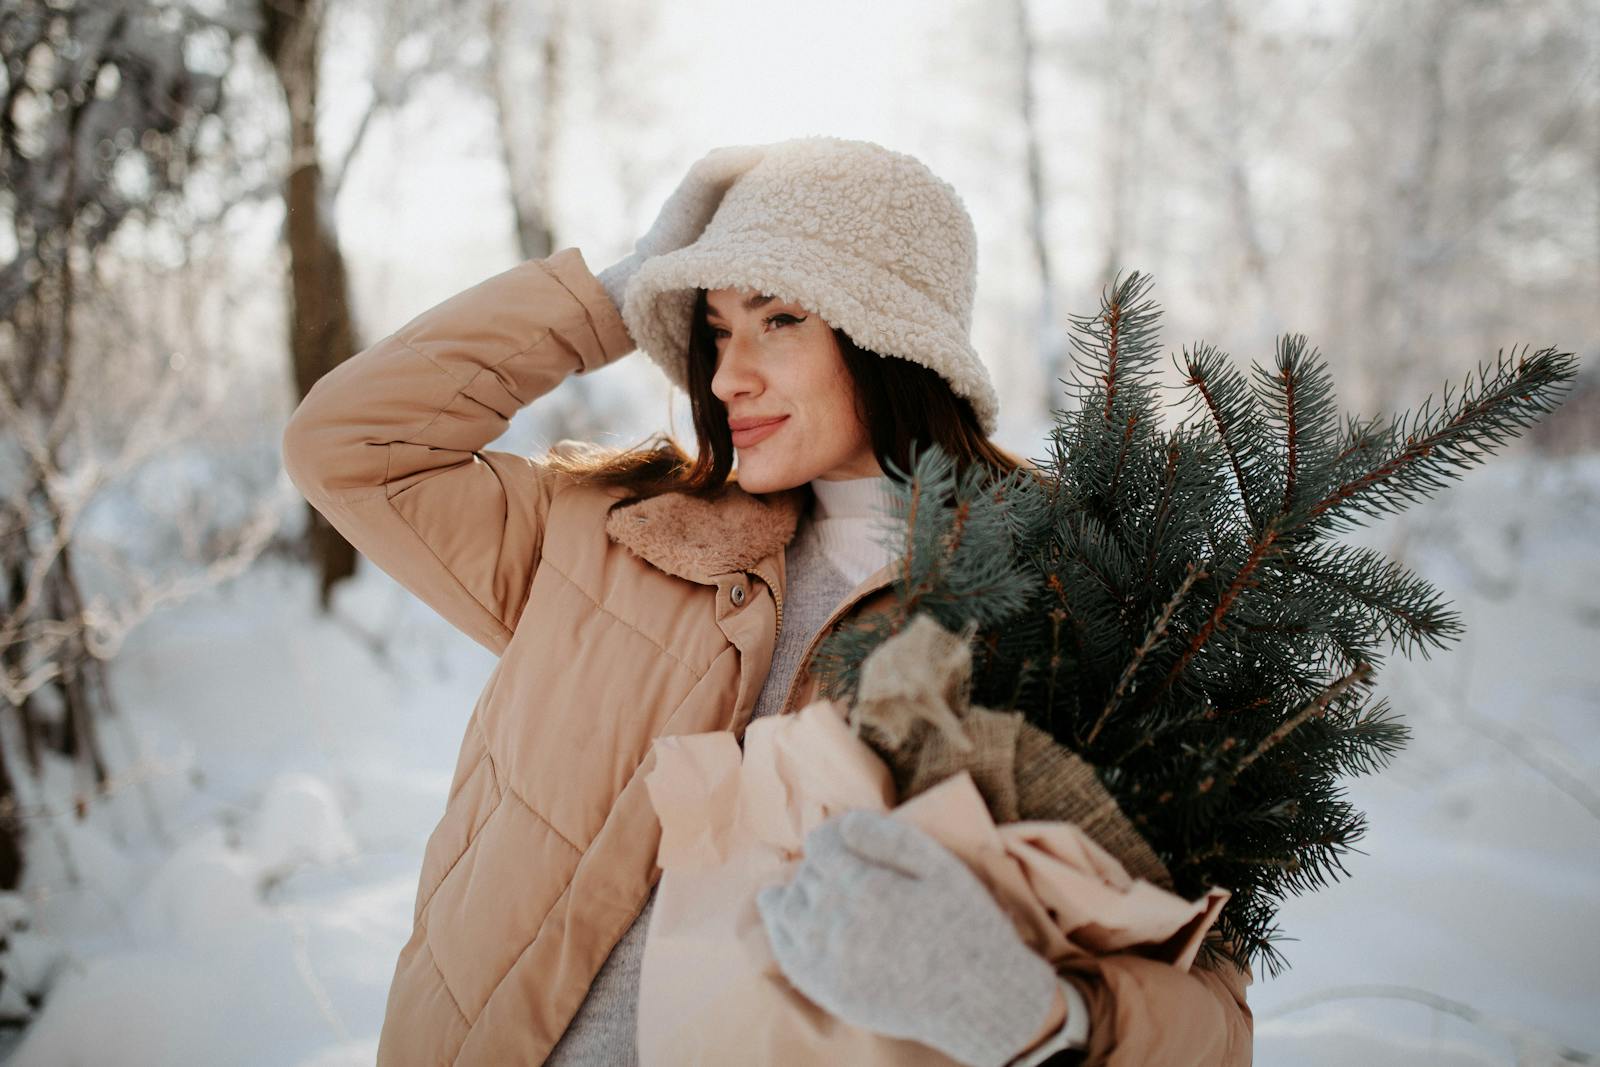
left=16, top=165, right=115, bottom=831
left=488, top=0, right=559, bottom=262
left=0, top=509, right=27, bottom=889
left=1012, top=0, right=1064, bottom=408
left=1213, top=0, right=1276, bottom=339
left=37, top=127, right=109, bottom=791
left=0, top=504, right=44, bottom=783
left=0, top=260, right=115, bottom=887
left=1387, top=1, right=1451, bottom=406
left=482, top=0, right=606, bottom=444
left=261, top=0, right=359, bottom=609
left=1098, top=1, right=1149, bottom=292
left=1344, top=1, right=1454, bottom=413
left=45, top=542, right=111, bottom=791
left=0, top=741, right=20, bottom=890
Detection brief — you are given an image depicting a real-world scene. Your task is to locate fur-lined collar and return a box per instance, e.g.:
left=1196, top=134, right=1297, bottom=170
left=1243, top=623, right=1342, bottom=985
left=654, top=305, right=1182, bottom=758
left=604, top=481, right=811, bottom=585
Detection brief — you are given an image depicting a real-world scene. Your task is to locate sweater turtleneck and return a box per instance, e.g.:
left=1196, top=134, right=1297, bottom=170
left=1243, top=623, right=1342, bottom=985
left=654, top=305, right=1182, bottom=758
left=807, top=473, right=905, bottom=587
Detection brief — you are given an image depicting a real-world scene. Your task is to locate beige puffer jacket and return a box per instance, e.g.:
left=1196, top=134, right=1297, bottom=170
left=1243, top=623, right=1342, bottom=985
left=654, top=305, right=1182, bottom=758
left=279, top=247, right=1253, bottom=1066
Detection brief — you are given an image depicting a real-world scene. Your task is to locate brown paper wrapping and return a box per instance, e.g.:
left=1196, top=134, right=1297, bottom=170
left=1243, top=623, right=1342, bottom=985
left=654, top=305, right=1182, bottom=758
left=636, top=698, right=1229, bottom=1066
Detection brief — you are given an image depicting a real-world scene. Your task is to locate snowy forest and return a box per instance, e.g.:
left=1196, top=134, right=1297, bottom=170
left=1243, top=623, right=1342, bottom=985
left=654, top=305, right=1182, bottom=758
left=1, top=0, right=1597, bottom=1063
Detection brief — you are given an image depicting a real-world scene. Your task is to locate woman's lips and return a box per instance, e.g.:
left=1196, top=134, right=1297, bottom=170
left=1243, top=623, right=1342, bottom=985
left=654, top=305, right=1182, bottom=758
left=729, top=416, right=788, bottom=448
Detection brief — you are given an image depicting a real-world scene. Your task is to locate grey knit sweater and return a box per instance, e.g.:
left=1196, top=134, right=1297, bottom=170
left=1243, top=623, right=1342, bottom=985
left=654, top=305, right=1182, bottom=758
left=545, top=476, right=901, bottom=1065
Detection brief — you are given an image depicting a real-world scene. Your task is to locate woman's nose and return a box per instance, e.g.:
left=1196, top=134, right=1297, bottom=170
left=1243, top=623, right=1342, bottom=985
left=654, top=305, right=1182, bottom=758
left=711, top=333, right=762, bottom=401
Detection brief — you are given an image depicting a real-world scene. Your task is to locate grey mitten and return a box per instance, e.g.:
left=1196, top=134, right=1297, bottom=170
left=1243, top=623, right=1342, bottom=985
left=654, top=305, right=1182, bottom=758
left=596, top=144, right=769, bottom=311
left=755, top=808, right=1062, bottom=1067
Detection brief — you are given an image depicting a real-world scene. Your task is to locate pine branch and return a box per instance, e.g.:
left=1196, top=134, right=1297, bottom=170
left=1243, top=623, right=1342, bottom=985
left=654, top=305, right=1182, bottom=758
left=1143, top=520, right=1287, bottom=713
left=1252, top=333, right=1342, bottom=519
left=1178, top=342, right=1269, bottom=532
left=1299, top=695, right=1411, bottom=778
left=1303, top=345, right=1578, bottom=534
left=1063, top=270, right=1163, bottom=420
left=1285, top=541, right=1464, bottom=659
left=896, top=445, right=933, bottom=611
left=1138, top=438, right=1183, bottom=587
left=1230, top=663, right=1374, bottom=780
left=1282, top=349, right=1302, bottom=510
left=1107, top=413, right=1138, bottom=505
left=1087, top=558, right=1208, bottom=746
left=1101, top=292, right=1125, bottom=423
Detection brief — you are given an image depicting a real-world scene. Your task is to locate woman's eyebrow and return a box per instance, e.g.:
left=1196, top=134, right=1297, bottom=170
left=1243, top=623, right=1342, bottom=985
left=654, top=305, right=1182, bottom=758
left=706, top=293, right=778, bottom=320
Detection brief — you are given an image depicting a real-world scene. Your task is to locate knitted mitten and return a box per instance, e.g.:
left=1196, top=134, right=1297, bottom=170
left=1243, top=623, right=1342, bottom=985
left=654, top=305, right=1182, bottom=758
left=756, top=808, right=1060, bottom=1067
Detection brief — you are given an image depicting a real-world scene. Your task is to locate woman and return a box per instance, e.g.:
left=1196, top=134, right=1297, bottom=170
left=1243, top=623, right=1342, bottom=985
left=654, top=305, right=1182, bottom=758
left=281, top=137, right=1251, bottom=1067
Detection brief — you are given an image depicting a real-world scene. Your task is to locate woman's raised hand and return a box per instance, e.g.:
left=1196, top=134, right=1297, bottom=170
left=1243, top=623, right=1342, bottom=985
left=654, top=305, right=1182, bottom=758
left=596, top=144, right=769, bottom=312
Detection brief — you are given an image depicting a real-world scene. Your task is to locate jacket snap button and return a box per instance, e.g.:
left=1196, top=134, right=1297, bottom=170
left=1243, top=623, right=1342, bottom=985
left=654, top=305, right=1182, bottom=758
left=731, top=584, right=746, bottom=607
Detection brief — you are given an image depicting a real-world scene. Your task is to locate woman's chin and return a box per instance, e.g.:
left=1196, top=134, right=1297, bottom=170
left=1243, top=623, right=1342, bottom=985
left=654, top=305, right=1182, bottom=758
left=732, top=459, right=804, bottom=495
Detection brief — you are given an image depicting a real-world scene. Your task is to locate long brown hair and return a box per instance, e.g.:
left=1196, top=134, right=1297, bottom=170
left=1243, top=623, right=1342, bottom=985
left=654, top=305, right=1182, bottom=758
left=545, top=287, right=1033, bottom=502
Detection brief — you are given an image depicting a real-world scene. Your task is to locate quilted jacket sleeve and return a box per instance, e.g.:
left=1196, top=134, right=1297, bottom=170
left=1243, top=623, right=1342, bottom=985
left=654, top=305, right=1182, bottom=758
left=280, top=246, right=635, bottom=656
left=1045, top=941, right=1254, bottom=1066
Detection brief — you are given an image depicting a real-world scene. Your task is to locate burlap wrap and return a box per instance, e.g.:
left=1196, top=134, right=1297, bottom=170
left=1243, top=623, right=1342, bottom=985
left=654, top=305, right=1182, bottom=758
left=844, top=613, right=1175, bottom=893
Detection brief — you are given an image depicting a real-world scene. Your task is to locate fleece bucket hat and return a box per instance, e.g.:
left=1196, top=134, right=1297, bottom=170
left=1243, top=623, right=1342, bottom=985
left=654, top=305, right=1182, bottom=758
left=618, top=136, right=1001, bottom=435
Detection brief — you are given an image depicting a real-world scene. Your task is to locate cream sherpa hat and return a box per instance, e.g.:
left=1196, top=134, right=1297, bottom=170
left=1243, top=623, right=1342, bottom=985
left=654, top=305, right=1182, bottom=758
left=620, top=136, right=1001, bottom=435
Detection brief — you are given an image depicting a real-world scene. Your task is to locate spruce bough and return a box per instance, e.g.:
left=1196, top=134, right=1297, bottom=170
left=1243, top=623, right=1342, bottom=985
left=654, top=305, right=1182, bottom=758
left=808, top=272, right=1578, bottom=979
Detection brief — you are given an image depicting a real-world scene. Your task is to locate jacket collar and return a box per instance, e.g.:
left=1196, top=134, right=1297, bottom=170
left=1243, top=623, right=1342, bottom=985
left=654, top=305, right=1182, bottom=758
left=603, top=479, right=812, bottom=585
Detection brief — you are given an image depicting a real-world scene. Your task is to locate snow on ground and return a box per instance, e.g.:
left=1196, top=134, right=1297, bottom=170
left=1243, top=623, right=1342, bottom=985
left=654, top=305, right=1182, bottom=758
left=0, top=552, right=499, bottom=1066
left=1, top=452, right=1596, bottom=1066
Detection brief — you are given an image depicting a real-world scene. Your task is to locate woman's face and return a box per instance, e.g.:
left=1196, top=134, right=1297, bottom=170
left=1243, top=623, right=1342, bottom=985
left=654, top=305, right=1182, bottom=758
left=706, top=286, right=881, bottom=493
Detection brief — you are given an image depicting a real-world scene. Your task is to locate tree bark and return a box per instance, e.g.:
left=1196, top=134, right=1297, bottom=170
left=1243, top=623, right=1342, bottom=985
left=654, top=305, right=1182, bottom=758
left=1012, top=0, right=1064, bottom=405
left=261, top=0, right=360, bottom=608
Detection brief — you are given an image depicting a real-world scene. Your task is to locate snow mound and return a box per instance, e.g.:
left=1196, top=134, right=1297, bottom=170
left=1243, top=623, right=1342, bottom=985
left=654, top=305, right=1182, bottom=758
left=245, top=772, right=359, bottom=879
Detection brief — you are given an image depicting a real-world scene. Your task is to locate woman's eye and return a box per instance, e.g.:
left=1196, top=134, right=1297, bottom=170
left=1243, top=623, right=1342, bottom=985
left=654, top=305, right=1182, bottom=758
left=709, top=314, right=804, bottom=340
